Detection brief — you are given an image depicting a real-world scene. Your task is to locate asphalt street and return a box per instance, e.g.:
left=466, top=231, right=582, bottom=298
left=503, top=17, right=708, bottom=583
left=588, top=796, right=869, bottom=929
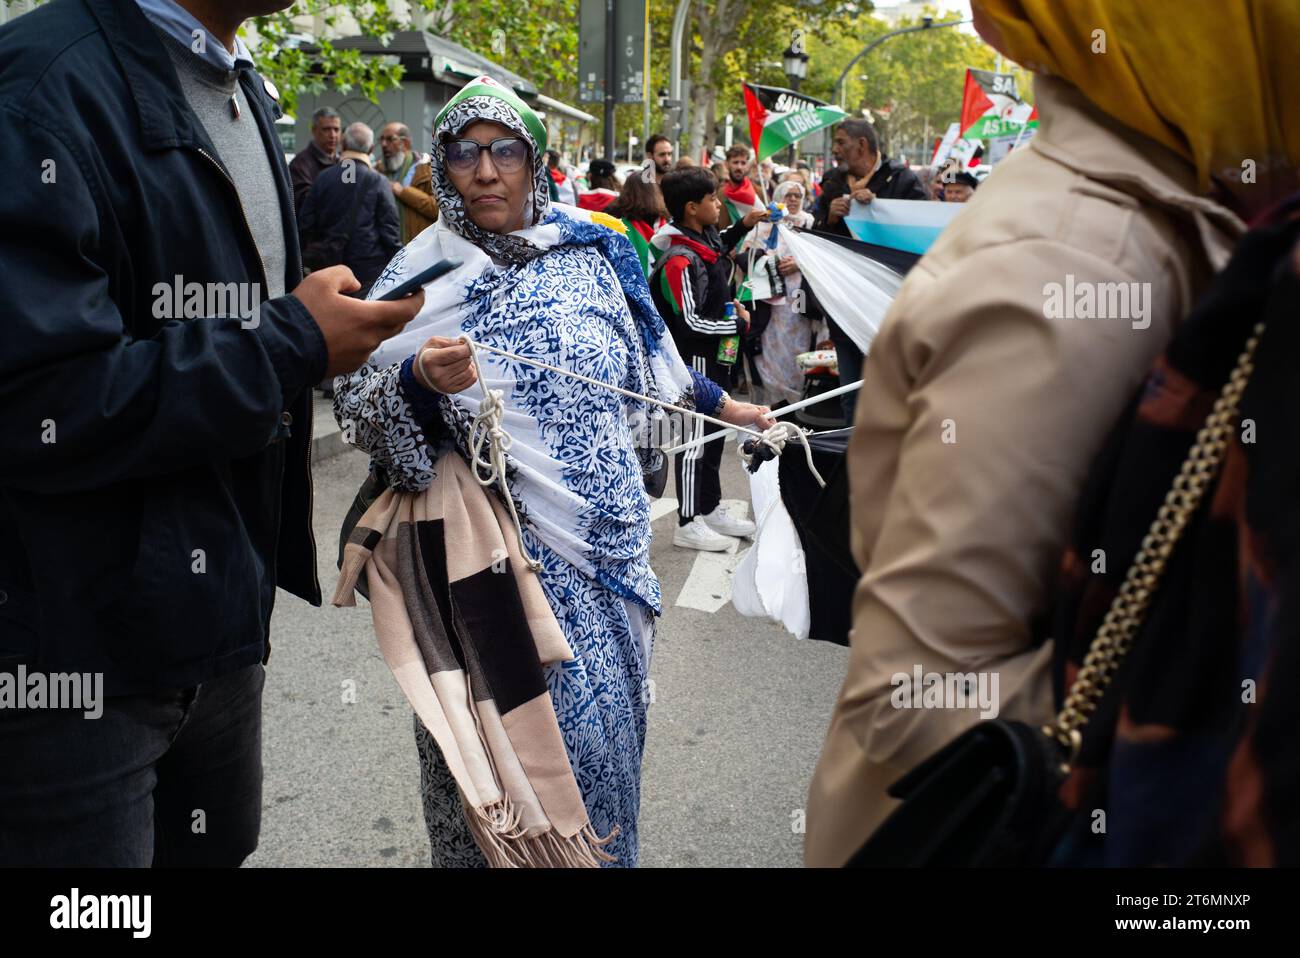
left=247, top=443, right=849, bottom=868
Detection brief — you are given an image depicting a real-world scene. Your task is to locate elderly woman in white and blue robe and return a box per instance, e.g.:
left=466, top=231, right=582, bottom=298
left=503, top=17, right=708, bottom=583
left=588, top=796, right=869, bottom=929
left=334, top=77, right=771, bottom=867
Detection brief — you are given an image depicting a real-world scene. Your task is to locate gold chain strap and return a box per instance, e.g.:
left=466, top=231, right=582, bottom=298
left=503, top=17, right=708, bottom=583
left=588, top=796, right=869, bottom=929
left=1044, top=321, right=1266, bottom=763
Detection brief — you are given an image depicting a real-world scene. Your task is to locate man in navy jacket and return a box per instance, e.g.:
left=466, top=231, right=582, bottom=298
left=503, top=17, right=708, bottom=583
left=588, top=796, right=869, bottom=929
left=0, top=0, right=422, bottom=865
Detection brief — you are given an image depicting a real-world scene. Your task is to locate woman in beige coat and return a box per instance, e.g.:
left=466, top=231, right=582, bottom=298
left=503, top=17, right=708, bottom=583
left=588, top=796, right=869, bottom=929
left=806, top=0, right=1300, bottom=866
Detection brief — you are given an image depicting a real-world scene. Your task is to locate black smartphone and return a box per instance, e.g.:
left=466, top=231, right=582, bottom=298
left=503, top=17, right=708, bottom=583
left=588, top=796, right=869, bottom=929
left=375, top=257, right=462, bottom=301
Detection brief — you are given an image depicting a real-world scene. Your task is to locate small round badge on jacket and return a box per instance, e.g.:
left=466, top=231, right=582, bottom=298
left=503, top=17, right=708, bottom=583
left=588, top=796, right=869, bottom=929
left=263, top=77, right=280, bottom=101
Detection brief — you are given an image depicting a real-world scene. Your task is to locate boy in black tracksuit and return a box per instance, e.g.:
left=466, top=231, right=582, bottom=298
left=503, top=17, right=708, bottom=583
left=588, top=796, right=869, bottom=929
left=651, top=168, right=769, bottom=546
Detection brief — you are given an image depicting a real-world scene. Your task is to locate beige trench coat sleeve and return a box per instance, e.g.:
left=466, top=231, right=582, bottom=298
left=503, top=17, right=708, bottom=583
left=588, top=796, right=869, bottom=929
left=803, top=235, right=1184, bottom=866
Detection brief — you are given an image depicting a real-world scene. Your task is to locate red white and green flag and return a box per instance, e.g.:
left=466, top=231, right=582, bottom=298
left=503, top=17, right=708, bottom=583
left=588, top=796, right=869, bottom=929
left=743, top=82, right=848, bottom=163
left=721, top=176, right=762, bottom=226
left=621, top=217, right=661, bottom=278
left=958, top=68, right=1038, bottom=140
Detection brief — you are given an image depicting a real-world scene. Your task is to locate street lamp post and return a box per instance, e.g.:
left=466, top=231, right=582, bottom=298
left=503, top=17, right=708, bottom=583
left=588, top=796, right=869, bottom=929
left=666, top=0, right=692, bottom=151
left=782, top=44, right=809, bottom=93
left=782, top=44, right=810, bottom=162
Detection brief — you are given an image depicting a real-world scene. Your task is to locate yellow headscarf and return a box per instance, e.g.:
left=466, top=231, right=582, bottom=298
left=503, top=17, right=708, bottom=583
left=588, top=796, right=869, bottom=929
left=972, top=0, right=1300, bottom=209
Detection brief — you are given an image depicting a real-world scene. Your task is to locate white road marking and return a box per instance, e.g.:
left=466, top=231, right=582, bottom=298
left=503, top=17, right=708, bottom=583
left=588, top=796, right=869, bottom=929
left=650, top=497, right=748, bottom=525
left=674, top=542, right=750, bottom=613
left=714, top=498, right=750, bottom=520
left=649, top=497, right=679, bottom=523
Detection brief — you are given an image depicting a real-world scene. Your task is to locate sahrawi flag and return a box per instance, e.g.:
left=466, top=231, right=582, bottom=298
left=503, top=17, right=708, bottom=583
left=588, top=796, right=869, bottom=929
left=843, top=198, right=961, bottom=256
left=958, top=68, right=1039, bottom=140
left=743, top=82, right=847, bottom=163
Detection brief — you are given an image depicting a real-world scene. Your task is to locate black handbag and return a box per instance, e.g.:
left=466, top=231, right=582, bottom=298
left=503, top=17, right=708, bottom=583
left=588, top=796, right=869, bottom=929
left=847, top=319, right=1267, bottom=867
left=847, top=720, right=1072, bottom=867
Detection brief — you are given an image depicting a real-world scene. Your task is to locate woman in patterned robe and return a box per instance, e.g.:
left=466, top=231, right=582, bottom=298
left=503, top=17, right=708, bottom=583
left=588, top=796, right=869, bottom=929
left=334, top=76, right=771, bottom=867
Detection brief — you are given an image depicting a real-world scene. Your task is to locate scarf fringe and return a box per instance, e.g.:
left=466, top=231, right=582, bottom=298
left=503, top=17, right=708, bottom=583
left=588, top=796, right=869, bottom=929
left=462, top=796, right=621, bottom=868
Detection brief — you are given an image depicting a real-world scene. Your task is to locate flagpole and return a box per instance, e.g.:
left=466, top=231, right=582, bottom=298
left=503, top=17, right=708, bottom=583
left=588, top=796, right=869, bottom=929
left=1009, top=118, right=1030, bottom=154
left=662, top=379, right=863, bottom=456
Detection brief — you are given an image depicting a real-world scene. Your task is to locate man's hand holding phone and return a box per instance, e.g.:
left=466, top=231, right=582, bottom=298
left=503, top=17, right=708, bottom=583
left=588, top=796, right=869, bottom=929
left=291, top=266, right=424, bottom=378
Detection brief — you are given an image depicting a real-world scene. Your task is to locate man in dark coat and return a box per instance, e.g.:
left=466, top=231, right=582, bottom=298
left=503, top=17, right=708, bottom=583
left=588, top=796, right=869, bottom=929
left=299, top=121, right=402, bottom=294
left=289, top=105, right=341, bottom=212
left=0, top=0, right=422, bottom=867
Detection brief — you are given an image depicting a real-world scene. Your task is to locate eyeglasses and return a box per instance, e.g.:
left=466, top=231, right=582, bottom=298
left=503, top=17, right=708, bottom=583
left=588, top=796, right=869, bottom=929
left=443, top=136, right=530, bottom=175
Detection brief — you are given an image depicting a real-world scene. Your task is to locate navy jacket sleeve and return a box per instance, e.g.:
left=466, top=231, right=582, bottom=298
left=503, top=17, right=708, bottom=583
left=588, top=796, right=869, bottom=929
left=813, top=168, right=850, bottom=236
left=298, top=178, right=319, bottom=236
left=376, top=176, right=401, bottom=257
left=689, top=367, right=724, bottom=415
left=290, top=151, right=314, bottom=214
left=0, top=112, right=326, bottom=494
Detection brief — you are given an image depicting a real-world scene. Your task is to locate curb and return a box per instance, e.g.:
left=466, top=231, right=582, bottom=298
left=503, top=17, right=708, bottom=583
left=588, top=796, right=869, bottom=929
left=312, top=426, right=355, bottom=463
left=311, top=393, right=358, bottom=464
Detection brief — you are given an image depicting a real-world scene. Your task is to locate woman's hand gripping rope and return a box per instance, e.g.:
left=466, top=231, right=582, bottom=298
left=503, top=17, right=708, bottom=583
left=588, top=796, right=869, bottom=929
left=416, top=336, right=544, bottom=573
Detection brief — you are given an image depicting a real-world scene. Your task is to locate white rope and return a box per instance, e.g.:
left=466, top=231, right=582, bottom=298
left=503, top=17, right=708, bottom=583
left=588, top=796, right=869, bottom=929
left=663, top=378, right=863, bottom=456
left=740, top=421, right=827, bottom=489
left=417, top=334, right=830, bottom=571
left=451, top=336, right=770, bottom=441
left=419, top=341, right=543, bottom=573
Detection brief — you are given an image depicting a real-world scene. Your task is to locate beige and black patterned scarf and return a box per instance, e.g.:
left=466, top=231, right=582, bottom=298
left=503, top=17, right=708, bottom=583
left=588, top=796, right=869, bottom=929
left=333, top=451, right=617, bottom=867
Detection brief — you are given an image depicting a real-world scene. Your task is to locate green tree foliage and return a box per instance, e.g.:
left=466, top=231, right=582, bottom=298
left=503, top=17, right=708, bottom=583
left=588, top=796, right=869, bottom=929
left=433, top=0, right=579, bottom=101
left=5, top=0, right=1022, bottom=164
left=807, top=8, right=1032, bottom=163
left=247, top=1, right=582, bottom=122
left=247, top=2, right=407, bottom=119
left=681, top=0, right=858, bottom=159
left=654, top=2, right=1025, bottom=163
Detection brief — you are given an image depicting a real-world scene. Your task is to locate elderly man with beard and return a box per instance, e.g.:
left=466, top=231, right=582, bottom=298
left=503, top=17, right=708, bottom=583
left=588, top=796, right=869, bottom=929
left=379, top=120, right=437, bottom=242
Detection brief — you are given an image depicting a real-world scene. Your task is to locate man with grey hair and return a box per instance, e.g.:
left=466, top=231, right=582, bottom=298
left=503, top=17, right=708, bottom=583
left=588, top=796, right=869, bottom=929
left=290, top=105, right=341, bottom=210
left=818, top=118, right=927, bottom=234
left=379, top=120, right=437, bottom=242
left=298, top=120, right=401, bottom=296
left=341, top=119, right=373, bottom=154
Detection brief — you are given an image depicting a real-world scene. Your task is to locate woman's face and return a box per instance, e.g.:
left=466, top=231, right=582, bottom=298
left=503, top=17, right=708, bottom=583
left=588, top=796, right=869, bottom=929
left=444, top=119, right=532, bottom=234
left=784, top=189, right=804, bottom=215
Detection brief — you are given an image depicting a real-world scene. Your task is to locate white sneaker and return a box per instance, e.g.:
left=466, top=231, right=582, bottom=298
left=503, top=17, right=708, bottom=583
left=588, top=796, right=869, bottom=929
left=673, top=517, right=737, bottom=551
left=700, top=505, right=756, bottom=539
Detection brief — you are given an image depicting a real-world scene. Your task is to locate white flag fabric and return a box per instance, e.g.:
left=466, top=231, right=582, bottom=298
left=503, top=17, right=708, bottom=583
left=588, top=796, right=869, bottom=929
left=778, top=224, right=904, bottom=355
left=731, top=457, right=811, bottom=640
